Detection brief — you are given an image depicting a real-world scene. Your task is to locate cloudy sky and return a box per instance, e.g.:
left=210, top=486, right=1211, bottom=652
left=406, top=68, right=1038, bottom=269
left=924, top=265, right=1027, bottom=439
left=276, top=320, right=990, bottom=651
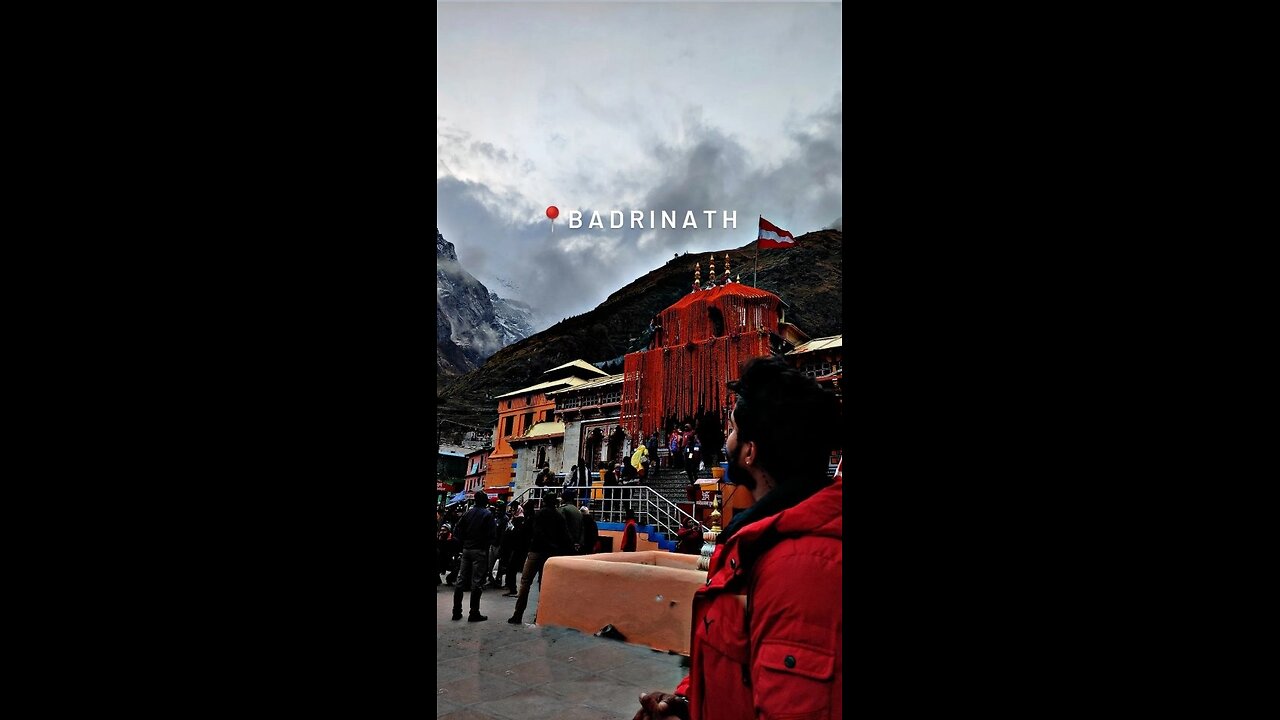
left=438, top=1, right=842, bottom=329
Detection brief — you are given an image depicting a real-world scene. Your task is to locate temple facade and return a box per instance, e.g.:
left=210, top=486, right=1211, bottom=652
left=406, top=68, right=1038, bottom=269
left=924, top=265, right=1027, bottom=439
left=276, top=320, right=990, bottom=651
left=620, top=254, right=788, bottom=445
left=550, top=373, right=632, bottom=482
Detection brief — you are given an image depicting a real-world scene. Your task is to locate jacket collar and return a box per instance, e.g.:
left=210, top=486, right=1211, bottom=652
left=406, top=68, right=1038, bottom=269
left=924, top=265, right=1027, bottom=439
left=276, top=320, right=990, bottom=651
left=722, top=475, right=842, bottom=549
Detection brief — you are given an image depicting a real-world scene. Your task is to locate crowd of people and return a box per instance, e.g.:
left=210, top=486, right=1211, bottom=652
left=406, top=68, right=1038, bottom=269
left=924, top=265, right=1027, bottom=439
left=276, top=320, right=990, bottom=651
left=523, top=418, right=729, bottom=494
left=436, top=488, right=603, bottom=623
left=437, top=356, right=842, bottom=719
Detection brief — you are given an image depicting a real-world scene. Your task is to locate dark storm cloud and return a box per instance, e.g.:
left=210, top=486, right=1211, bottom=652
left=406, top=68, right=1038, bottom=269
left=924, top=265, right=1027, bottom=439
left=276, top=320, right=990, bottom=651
left=437, top=176, right=624, bottom=325
left=437, top=91, right=842, bottom=332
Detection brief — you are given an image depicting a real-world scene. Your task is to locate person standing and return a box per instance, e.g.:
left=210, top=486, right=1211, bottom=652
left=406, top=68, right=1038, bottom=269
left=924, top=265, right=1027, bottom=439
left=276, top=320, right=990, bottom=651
left=668, top=430, right=681, bottom=469
left=508, top=495, right=573, bottom=625
left=500, top=515, right=530, bottom=597
left=680, top=423, right=701, bottom=486
left=621, top=508, right=638, bottom=552
left=645, top=431, right=660, bottom=469
left=485, top=500, right=507, bottom=587
left=631, top=442, right=649, bottom=478
left=633, top=355, right=842, bottom=720
left=451, top=491, right=496, bottom=622
left=580, top=506, right=599, bottom=554
left=695, top=413, right=723, bottom=473
left=560, top=489, right=584, bottom=554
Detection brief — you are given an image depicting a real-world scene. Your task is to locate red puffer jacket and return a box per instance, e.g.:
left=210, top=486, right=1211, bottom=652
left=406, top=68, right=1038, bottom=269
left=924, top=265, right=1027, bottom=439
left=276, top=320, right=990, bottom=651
left=675, top=476, right=842, bottom=720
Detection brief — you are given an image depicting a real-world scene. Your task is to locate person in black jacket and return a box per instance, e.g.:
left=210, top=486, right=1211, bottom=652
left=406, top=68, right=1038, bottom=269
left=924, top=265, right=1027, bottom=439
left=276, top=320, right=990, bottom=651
left=508, top=495, right=573, bottom=625
left=580, top=506, right=599, bottom=554
left=451, top=491, right=496, bottom=622
left=485, top=501, right=507, bottom=587
left=498, top=515, right=528, bottom=596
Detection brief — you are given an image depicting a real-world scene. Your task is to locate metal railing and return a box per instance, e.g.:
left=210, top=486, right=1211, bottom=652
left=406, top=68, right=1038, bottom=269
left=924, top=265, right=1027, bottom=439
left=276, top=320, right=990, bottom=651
left=512, top=485, right=708, bottom=543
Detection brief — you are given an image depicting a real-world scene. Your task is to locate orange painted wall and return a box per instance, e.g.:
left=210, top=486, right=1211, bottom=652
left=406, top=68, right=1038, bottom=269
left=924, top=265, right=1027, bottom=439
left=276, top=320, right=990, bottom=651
left=485, top=391, right=556, bottom=487
left=537, top=552, right=706, bottom=655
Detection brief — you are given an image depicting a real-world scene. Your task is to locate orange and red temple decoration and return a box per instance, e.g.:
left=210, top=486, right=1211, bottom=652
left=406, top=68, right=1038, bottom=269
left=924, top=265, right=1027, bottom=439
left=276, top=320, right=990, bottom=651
left=621, top=258, right=781, bottom=440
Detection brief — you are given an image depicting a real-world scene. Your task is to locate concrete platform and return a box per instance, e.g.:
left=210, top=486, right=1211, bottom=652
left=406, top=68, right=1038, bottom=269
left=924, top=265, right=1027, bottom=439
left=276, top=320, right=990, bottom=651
left=535, top=552, right=705, bottom=655
left=437, top=579, right=689, bottom=719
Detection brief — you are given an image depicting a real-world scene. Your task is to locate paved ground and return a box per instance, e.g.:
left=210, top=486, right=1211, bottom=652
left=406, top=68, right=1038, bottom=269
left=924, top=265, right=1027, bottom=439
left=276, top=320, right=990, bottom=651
left=437, top=579, right=690, bottom=720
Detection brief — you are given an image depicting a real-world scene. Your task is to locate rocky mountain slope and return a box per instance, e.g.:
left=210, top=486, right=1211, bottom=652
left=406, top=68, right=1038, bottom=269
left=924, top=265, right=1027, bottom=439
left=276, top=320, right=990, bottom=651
left=437, top=228, right=842, bottom=429
left=437, top=229, right=537, bottom=387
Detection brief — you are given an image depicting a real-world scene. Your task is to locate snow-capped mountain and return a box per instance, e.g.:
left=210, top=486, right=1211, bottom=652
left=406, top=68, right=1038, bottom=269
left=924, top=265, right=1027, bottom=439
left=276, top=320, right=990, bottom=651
left=437, top=228, right=537, bottom=382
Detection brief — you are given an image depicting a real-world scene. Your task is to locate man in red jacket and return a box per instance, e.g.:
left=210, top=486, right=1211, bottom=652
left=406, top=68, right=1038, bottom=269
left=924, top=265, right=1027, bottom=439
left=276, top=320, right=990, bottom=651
left=633, top=355, right=842, bottom=720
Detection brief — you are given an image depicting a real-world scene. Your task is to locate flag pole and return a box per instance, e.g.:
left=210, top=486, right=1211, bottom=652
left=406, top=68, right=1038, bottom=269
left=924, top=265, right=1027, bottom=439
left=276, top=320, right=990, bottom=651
left=754, top=214, right=760, bottom=287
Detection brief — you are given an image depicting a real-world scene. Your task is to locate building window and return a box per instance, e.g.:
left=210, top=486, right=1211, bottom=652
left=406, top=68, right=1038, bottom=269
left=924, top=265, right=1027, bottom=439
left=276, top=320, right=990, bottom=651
left=504, top=416, right=514, bottom=436
left=523, top=412, right=534, bottom=433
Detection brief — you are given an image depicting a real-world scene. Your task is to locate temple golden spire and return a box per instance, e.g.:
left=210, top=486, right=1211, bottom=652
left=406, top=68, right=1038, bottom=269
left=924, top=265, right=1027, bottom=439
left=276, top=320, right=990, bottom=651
left=709, top=254, right=716, bottom=280
left=724, top=253, right=731, bottom=282
left=693, top=262, right=701, bottom=292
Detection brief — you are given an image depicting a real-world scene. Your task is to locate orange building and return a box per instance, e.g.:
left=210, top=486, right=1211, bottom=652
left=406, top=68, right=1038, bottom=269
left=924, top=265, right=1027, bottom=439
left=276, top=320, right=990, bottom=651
left=485, top=360, right=609, bottom=488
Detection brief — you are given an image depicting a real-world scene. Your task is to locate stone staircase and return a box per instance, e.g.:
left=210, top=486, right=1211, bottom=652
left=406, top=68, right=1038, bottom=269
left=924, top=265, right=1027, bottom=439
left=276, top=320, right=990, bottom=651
left=641, top=449, right=717, bottom=504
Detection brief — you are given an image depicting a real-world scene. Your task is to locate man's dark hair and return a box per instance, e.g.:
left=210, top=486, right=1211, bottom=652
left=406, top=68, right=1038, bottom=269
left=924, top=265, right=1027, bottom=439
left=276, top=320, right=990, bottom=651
left=562, top=488, right=577, bottom=502
left=726, top=355, right=840, bottom=485
left=625, top=508, right=637, bottom=520
left=473, top=490, right=489, bottom=504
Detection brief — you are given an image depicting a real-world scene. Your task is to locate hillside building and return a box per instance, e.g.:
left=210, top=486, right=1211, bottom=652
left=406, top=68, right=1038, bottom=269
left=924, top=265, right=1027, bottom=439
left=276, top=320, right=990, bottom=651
left=787, top=334, right=842, bottom=390
left=485, top=359, right=608, bottom=488
left=462, top=447, right=492, bottom=494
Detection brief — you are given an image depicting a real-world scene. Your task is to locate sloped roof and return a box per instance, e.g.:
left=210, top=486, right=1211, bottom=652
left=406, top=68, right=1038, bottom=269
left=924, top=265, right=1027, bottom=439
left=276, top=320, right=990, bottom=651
left=666, top=282, right=779, bottom=312
left=543, top=359, right=609, bottom=378
left=523, top=421, right=565, bottom=438
left=787, top=335, right=842, bottom=355
left=778, top=321, right=811, bottom=344
left=509, top=421, right=566, bottom=444
left=494, top=376, right=590, bottom=399
left=548, top=373, right=623, bottom=395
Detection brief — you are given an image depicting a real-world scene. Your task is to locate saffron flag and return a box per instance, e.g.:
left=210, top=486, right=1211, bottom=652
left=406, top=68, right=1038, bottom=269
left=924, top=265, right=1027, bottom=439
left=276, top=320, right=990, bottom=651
left=758, top=216, right=795, bottom=249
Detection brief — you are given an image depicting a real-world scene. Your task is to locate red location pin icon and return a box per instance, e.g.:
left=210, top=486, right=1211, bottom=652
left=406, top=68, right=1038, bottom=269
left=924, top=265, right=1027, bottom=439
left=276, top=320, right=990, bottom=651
left=546, top=205, right=559, bottom=233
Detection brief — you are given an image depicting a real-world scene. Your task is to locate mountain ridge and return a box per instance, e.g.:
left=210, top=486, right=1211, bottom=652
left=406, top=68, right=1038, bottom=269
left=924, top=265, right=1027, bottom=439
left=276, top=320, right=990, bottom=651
left=437, top=229, right=537, bottom=387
